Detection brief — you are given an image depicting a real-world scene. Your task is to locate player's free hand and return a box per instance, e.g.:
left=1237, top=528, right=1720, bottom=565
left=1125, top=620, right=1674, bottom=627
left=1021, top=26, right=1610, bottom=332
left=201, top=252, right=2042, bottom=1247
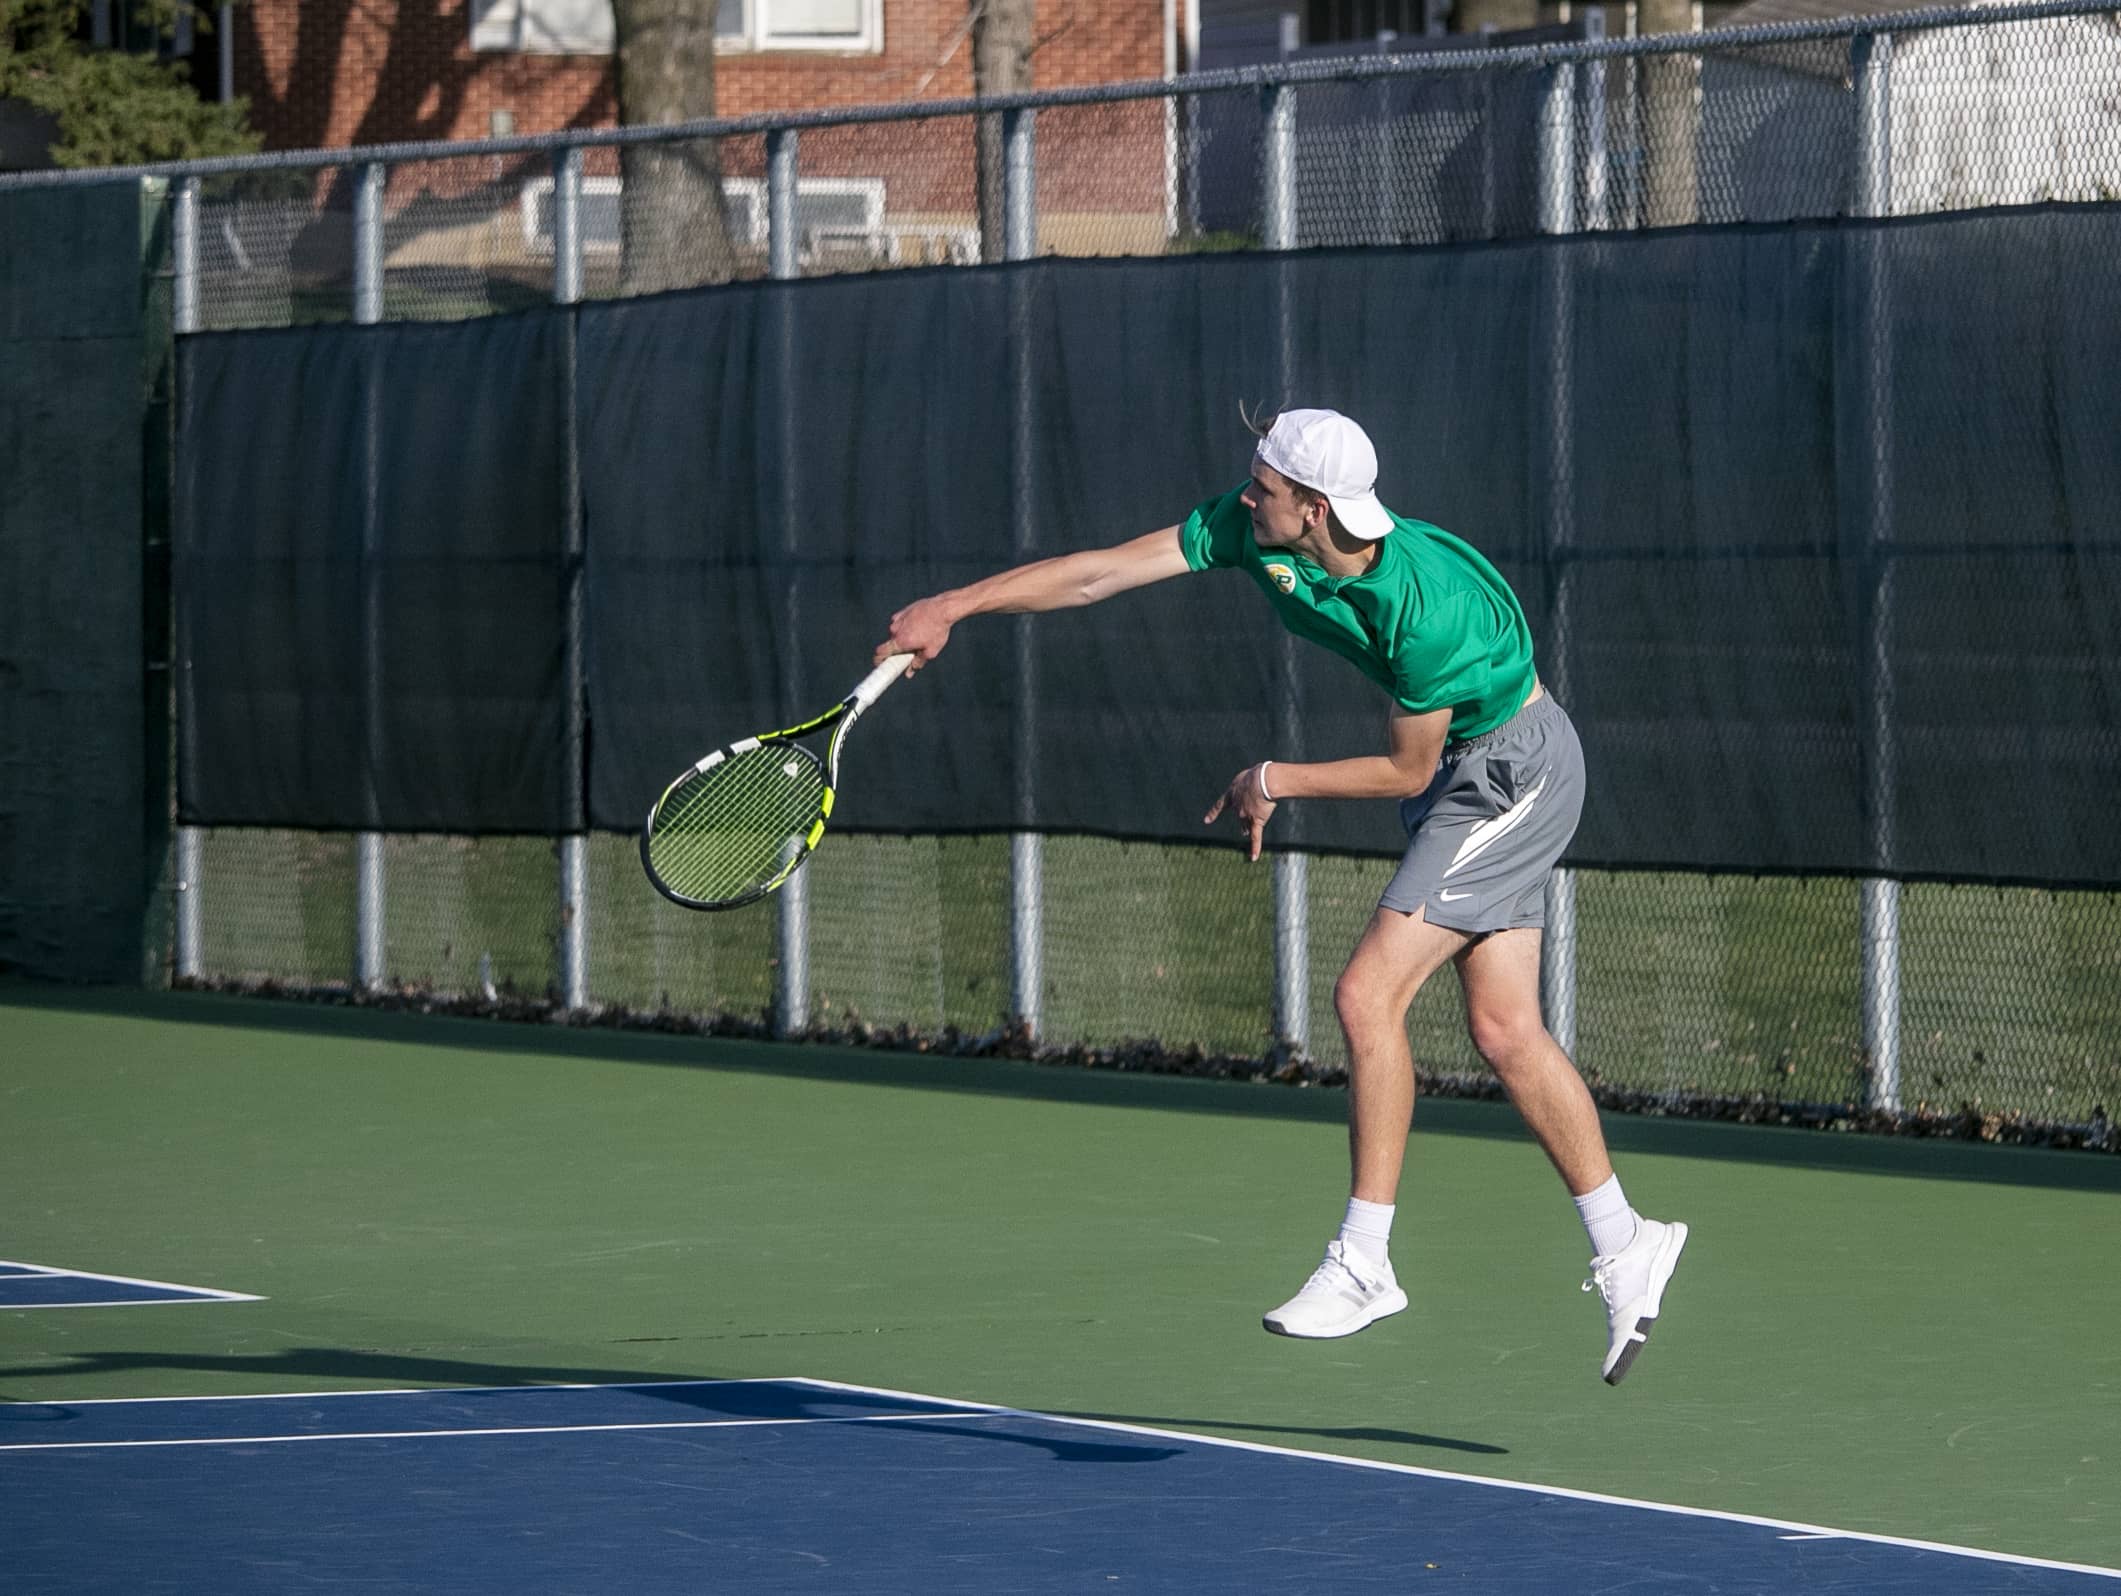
left=876, top=594, right=954, bottom=675
left=1204, top=764, right=1278, bottom=862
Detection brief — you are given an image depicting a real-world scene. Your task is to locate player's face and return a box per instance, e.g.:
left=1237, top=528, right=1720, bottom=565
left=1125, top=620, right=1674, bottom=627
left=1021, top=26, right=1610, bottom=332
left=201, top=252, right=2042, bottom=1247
left=1240, top=464, right=1317, bottom=548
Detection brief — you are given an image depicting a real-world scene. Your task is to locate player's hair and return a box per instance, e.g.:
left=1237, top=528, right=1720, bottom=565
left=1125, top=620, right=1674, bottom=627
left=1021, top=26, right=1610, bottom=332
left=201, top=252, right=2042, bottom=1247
left=1240, top=399, right=1348, bottom=539
left=1239, top=398, right=1279, bottom=440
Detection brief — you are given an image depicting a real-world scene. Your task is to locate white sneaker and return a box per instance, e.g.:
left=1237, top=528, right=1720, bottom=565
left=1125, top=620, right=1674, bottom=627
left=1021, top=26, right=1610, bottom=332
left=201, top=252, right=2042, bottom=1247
left=1262, top=1239, right=1409, bottom=1339
left=1584, top=1217, right=1689, bottom=1385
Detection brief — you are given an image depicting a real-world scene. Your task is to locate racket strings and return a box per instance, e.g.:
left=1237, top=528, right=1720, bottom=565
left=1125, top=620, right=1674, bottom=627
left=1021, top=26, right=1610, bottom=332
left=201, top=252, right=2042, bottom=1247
left=648, top=744, right=827, bottom=902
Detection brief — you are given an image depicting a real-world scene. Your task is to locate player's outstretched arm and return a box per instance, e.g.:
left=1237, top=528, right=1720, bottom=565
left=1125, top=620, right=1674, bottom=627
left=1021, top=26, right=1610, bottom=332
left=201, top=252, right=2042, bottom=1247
left=876, top=526, right=1189, bottom=674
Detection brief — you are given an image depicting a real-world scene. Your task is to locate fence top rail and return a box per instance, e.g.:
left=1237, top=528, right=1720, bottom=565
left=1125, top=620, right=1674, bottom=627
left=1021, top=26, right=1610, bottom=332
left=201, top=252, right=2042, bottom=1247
left=0, top=0, right=2112, bottom=193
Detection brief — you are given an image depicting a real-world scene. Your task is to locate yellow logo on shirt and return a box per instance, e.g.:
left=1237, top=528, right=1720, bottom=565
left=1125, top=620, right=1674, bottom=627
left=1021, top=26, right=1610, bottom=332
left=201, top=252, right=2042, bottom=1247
left=1264, top=562, right=1297, bottom=595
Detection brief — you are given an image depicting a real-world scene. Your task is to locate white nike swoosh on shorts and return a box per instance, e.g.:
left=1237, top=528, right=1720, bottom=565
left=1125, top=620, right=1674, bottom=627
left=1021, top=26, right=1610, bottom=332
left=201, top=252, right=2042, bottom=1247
left=1438, top=889, right=1472, bottom=902
left=1442, top=769, right=1549, bottom=880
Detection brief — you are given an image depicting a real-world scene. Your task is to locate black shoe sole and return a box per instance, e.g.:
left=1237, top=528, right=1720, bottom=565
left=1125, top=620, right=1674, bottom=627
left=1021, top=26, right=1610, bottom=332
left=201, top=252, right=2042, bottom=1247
left=1603, top=1314, right=1654, bottom=1386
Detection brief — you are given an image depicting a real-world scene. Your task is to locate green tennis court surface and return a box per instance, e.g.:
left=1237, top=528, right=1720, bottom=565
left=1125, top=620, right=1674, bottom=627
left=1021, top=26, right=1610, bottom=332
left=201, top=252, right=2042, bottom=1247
left=3, top=986, right=2117, bottom=1574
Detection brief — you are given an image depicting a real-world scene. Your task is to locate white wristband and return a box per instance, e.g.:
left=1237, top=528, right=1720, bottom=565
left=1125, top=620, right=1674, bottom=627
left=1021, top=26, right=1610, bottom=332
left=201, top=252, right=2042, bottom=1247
left=1256, top=761, right=1276, bottom=803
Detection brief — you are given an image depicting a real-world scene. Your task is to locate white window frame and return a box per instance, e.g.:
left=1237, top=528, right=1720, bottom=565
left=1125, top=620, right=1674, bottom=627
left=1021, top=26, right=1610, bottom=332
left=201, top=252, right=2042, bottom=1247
left=519, top=174, right=624, bottom=254
left=519, top=173, right=890, bottom=262
left=722, top=176, right=889, bottom=253
left=725, top=0, right=884, bottom=54
left=469, top=0, right=614, bottom=55
left=472, top=0, right=883, bottom=55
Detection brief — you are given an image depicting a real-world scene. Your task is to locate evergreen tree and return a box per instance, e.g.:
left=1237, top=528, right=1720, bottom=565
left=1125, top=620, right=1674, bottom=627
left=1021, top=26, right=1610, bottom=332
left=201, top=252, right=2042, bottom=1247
left=0, top=0, right=258, bottom=167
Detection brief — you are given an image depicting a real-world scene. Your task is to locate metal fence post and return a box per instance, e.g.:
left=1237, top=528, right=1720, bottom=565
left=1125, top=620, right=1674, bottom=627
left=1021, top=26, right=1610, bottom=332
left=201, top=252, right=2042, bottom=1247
left=1578, top=9, right=1610, bottom=230
left=554, top=146, right=589, bottom=1012
left=172, top=174, right=200, bottom=335
left=172, top=175, right=204, bottom=983
left=1853, top=31, right=1901, bottom=1113
left=1161, top=31, right=1179, bottom=243
left=1538, top=55, right=1580, bottom=236
left=1273, top=835, right=1310, bottom=1058
left=217, top=3, right=235, bottom=103
left=767, top=127, right=799, bottom=281
left=1537, top=50, right=1580, bottom=1056
left=353, top=160, right=384, bottom=323
left=553, top=145, right=583, bottom=307
left=1003, top=107, right=1036, bottom=261
left=1262, top=82, right=1309, bottom=1058
left=1002, top=107, right=1044, bottom=1038
left=766, top=127, right=811, bottom=1037
left=1262, top=83, right=1296, bottom=252
left=353, top=160, right=387, bottom=992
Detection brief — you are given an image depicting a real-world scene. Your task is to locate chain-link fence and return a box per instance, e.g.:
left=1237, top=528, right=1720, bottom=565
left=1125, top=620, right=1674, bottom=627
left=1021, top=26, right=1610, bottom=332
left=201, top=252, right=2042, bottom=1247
left=6, top=0, right=2119, bottom=1148
left=180, top=827, right=2121, bottom=1147
left=8, top=0, right=2101, bottom=329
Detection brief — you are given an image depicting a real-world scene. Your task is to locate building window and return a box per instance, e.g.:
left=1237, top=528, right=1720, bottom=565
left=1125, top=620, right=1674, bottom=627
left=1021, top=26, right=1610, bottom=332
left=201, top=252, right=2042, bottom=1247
left=470, top=0, right=614, bottom=54
left=1302, top=0, right=1433, bottom=44
left=471, top=0, right=882, bottom=55
left=520, top=173, right=897, bottom=264
left=732, top=0, right=881, bottom=52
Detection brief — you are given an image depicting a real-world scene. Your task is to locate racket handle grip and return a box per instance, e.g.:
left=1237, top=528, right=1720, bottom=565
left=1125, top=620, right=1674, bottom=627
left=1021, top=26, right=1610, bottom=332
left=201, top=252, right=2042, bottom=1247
left=852, top=651, right=916, bottom=711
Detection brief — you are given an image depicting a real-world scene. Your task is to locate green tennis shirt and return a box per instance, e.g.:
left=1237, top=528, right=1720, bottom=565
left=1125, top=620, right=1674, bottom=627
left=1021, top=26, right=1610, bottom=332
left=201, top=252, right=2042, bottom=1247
left=1178, top=486, right=1538, bottom=742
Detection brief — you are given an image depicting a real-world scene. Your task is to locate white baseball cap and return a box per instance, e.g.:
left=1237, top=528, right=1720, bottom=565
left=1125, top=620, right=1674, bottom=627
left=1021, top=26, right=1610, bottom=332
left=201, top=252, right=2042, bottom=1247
left=1255, top=408, right=1394, bottom=541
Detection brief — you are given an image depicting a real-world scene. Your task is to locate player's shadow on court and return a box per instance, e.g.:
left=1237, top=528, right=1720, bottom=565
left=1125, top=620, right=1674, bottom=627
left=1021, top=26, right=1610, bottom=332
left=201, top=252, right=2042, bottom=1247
left=1059, top=1411, right=1507, bottom=1457
left=8, top=1350, right=1189, bottom=1464
left=888, top=1421, right=1184, bottom=1464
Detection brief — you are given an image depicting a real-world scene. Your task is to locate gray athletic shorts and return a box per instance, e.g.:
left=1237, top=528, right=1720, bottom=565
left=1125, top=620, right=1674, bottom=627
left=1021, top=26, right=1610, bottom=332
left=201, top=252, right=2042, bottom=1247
left=1378, top=693, right=1586, bottom=935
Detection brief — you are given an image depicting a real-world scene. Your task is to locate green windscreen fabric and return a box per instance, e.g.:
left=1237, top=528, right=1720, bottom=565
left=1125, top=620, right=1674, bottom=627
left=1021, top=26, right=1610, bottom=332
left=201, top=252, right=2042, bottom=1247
left=0, top=184, right=151, bottom=982
left=175, top=313, right=572, bottom=832
left=173, top=206, right=2121, bottom=886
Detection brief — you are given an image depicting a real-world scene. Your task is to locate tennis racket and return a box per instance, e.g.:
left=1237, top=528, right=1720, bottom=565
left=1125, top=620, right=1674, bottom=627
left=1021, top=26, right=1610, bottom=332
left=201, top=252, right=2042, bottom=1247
left=640, top=653, right=915, bottom=912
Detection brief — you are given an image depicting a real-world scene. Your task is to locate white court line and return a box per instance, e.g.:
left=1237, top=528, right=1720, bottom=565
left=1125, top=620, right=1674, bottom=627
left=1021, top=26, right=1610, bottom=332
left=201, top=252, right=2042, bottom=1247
left=0, top=1409, right=987, bottom=1454
left=0, top=1260, right=261, bottom=1306
left=785, top=1377, right=2121, bottom=1582
left=21, top=1377, right=805, bottom=1407
left=2, top=1301, right=263, bottom=1312
left=9, top=1375, right=2115, bottom=1582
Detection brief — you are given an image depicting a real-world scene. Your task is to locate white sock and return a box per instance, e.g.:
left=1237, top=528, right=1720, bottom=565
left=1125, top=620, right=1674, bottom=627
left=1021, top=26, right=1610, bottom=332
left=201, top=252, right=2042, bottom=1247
left=1337, top=1197, right=1395, bottom=1267
left=1574, top=1174, right=1640, bottom=1260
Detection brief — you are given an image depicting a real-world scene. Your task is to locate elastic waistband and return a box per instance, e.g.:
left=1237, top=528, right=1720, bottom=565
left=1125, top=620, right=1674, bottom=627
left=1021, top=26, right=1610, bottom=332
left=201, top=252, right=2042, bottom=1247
left=1446, top=692, right=1562, bottom=757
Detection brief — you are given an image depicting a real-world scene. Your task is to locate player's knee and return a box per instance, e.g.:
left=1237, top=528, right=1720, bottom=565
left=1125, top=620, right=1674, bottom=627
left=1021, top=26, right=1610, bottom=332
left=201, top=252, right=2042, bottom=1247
left=1467, top=1004, right=1547, bottom=1072
left=1334, top=964, right=1402, bottom=1043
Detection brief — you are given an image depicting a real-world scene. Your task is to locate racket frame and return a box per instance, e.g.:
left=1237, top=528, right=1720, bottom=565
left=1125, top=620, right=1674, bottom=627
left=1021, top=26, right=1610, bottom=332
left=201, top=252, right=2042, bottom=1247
left=639, top=654, right=912, bottom=912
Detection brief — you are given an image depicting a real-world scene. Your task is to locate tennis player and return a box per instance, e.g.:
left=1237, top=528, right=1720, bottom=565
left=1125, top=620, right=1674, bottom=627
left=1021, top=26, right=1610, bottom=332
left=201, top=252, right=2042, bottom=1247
left=876, top=408, right=1687, bottom=1385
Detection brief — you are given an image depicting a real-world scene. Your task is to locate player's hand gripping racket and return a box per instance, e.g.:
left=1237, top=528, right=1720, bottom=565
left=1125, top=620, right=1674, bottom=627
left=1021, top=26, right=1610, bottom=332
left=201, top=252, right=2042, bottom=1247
left=639, top=653, right=915, bottom=911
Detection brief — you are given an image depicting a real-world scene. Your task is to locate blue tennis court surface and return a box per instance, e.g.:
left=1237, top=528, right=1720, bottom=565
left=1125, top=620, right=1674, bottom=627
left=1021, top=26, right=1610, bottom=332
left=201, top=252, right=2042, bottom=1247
left=0, top=1260, right=261, bottom=1309
left=4, top=1379, right=2113, bottom=1592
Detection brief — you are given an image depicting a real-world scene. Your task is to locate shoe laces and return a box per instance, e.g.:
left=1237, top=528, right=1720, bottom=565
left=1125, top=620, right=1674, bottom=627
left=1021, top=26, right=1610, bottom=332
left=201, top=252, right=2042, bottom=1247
left=1581, top=1256, right=1617, bottom=1306
left=1304, top=1239, right=1375, bottom=1296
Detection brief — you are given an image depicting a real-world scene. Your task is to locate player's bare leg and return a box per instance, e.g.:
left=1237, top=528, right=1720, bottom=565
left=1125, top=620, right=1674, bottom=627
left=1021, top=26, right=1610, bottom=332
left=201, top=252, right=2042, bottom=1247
left=1262, top=905, right=1463, bottom=1339
left=1334, top=905, right=1469, bottom=1202
left=1453, top=928, right=1611, bottom=1195
left=1456, top=926, right=1689, bottom=1384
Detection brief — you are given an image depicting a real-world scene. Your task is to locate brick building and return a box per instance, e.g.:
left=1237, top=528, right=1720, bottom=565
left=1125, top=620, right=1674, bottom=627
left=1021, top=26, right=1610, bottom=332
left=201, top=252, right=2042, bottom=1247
left=230, top=0, right=1176, bottom=150
left=218, top=1, right=1181, bottom=271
